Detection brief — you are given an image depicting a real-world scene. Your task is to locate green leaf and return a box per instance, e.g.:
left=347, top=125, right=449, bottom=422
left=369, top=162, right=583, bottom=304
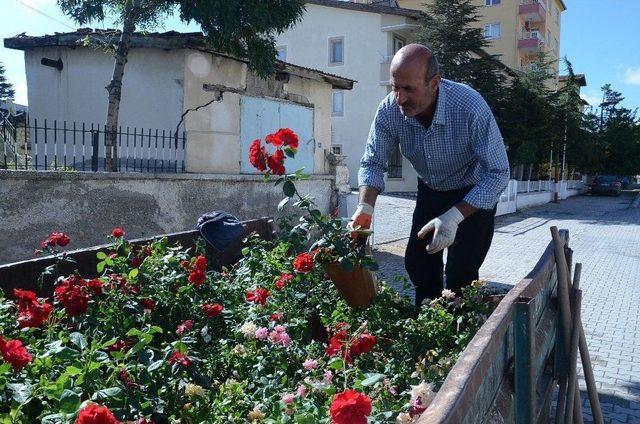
left=278, top=197, right=290, bottom=210
left=126, top=328, right=142, bottom=337
left=97, top=261, right=106, bottom=273
left=339, top=257, right=354, bottom=272
left=63, top=365, right=83, bottom=376
left=128, top=268, right=139, bottom=279
left=96, top=251, right=107, bottom=260
left=91, top=387, right=122, bottom=401
left=241, top=247, right=250, bottom=256
left=69, top=332, right=87, bottom=351
left=147, top=360, right=164, bottom=372
left=295, top=413, right=316, bottom=424
left=361, top=373, right=385, bottom=387
left=59, top=389, right=80, bottom=413
left=7, top=382, right=31, bottom=403
left=283, top=180, right=296, bottom=197
left=328, top=358, right=344, bottom=370
left=43, top=341, right=79, bottom=360
left=284, top=147, right=297, bottom=158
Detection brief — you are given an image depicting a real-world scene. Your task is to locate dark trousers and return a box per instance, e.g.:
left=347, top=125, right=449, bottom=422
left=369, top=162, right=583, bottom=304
left=405, top=178, right=496, bottom=306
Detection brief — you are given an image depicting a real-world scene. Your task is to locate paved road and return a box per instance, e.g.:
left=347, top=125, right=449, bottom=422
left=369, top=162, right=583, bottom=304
left=369, top=192, right=640, bottom=423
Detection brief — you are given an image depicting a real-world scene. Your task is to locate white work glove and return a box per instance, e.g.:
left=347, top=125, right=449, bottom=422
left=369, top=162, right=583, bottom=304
left=347, top=203, right=374, bottom=233
left=417, top=207, right=465, bottom=254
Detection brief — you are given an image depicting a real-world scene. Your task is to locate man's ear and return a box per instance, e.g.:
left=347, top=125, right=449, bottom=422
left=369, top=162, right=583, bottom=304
left=430, top=75, right=441, bottom=91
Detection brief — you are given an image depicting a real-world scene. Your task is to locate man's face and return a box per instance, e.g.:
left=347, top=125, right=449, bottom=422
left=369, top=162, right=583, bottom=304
left=390, top=61, right=440, bottom=118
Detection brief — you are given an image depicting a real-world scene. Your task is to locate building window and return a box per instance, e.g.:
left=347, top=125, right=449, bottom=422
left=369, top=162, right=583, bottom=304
left=547, top=0, right=551, bottom=10
left=484, top=23, right=501, bottom=39
left=554, top=37, right=559, bottom=53
left=485, top=0, right=500, bottom=5
left=329, top=37, right=344, bottom=66
left=393, top=35, right=405, bottom=54
left=547, top=29, right=552, bottom=44
left=555, top=7, right=560, bottom=23
left=276, top=46, right=287, bottom=61
left=387, top=144, right=403, bottom=178
left=331, top=144, right=343, bottom=155
left=332, top=90, right=344, bottom=116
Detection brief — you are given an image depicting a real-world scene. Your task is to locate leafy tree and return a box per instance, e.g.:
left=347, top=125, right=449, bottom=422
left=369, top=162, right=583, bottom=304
left=57, top=0, right=306, bottom=171
left=414, top=0, right=506, bottom=111
left=0, top=62, right=15, bottom=102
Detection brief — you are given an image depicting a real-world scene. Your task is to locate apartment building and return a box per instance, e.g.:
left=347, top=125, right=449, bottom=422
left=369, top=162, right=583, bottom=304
left=397, top=0, right=566, bottom=85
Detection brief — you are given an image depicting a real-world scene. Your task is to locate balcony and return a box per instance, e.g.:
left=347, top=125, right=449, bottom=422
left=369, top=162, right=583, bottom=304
left=519, top=1, right=546, bottom=23
left=518, top=34, right=545, bottom=53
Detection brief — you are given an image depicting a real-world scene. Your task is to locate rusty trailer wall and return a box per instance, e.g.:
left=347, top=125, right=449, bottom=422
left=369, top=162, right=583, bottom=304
left=419, top=231, right=567, bottom=424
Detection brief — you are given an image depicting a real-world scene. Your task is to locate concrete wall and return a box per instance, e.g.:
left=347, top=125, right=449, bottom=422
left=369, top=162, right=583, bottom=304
left=516, top=190, right=553, bottom=210
left=25, top=47, right=184, bottom=131
left=0, top=170, right=335, bottom=265
left=276, top=4, right=391, bottom=188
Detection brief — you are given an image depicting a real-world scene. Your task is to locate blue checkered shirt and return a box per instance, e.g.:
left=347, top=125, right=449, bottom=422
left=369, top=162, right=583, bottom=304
left=358, top=79, right=510, bottom=210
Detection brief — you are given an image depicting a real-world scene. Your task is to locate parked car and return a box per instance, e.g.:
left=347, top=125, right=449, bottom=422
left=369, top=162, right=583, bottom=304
left=589, top=175, right=622, bottom=196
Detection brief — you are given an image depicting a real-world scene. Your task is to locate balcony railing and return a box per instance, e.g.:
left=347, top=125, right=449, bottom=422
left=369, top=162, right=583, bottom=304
left=518, top=33, right=545, bottom=53
left=519, top=0, right=546, bottom=23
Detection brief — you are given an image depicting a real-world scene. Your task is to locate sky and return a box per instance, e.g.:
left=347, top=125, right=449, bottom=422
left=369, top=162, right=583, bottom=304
left=1, top=0, right=640, bottom=112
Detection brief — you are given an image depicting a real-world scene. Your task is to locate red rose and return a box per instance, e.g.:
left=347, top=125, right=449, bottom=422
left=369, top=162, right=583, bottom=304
left=267, top=149, right=286, bottom=175
left=168, top=351, right=192, bottom=367
left=107, top=340, right=132, bottom=353
left=13, top=289, right=37, bottom=303
left=249, top=139, right=268, bottom=172
left=350, top=334, right=377, bottom=356
left=75, top=403, right=120, bottom=424
left=330, top=390, right=372, bottom=424
left=17, top=301, right=53, bottom=328
left=87, top=278, right=103, bottom=295
left=245, top=288, right=270, bottom=305
left=193, top=255, right=207, bottom=272
left=202, top=303, right=223, bottom=317
left=326, top=330, right=353, bottom=364
left=130, top=256, right=143, bottom=268
left=188, top=270, right=206, bottom=287
left=275, top=273, right=294, bottom=290
left=270, top=312, right=284, bottom=322
left=176, top=320, right=194, bottom=336
left=111, top=227, right=125, bottom=238
left=43, top=231, right=71, bottom=248
left=265, top=131, right=285, bottom=148
left=118, top=368, right=139, bottom=390
left=54, top=276, right=89, bottom=317
left=0, top=336, right=33, bottom=371
left=140, top=298, right=156, bottom=310
left=276, top=128, right=299, bottom=150
left=293, top=253, right=315, bottom=273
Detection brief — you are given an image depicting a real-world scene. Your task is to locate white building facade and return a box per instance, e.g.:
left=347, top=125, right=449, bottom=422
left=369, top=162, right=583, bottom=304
left=276, top=0, right=423, bottom=192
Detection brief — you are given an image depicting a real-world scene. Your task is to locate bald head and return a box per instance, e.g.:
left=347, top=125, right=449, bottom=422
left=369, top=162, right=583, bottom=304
left=391, top=44, right=440, bottom=82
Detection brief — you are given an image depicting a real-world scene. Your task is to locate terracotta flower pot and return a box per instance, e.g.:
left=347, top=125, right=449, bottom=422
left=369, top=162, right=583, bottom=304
left=323, top=262, right=377, bottom=308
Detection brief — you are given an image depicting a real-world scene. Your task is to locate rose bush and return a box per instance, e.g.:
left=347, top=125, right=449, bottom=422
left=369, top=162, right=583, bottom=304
left=0, top=130, right=497, bottom=423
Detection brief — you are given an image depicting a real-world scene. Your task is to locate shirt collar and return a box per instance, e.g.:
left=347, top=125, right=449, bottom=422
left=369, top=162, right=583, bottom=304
left=432, top=79, right=447, bottom=126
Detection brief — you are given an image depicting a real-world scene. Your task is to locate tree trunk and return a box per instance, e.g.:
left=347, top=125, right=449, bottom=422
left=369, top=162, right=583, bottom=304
left=527, top=163, right=533, bottom=181
left=104, top=0, right=138, bottom=172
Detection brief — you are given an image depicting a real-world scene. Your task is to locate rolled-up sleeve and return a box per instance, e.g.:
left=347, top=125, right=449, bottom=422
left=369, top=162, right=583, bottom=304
left=357, top=103, right=396, bottom=193
left=463, top=102, right=510, bottom=210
